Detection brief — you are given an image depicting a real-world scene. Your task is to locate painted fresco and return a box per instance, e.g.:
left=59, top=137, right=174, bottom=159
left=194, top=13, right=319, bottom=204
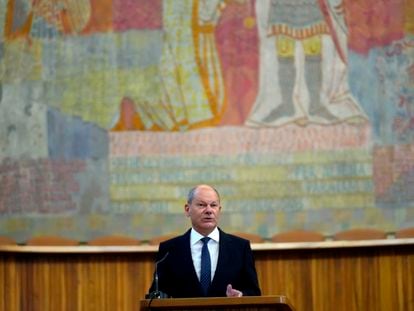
left=0, top=0, right=413, bottom=242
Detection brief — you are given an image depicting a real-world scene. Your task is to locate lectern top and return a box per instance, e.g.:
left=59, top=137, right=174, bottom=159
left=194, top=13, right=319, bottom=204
left=140, top=295, right=294, bottom=311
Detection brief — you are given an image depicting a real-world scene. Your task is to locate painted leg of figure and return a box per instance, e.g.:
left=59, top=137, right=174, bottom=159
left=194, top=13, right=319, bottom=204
left=263, top=56, right=296, bottom=122
left=303, top=37, right=336, bottom=121
left=263, top=36, right=296, bottom=122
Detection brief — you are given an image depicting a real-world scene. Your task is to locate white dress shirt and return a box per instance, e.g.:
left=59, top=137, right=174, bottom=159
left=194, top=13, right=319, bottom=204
left=190, top=227, right=220, bottom=281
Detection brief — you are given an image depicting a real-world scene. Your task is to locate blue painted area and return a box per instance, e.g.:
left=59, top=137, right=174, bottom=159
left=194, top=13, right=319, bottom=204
left=47, top=107, right=108, bottom=160
left=304, top=179, right=373, bottom=194
left=348, top=51, right=380, bottom=129
left=348, top=43, right=414, bottom=145
left=9, top=0, right=31, bottom=33
left=377, top=168, right=414, bottom=209
left=41, top=31, right=163, bottom=79
left=0, top=41, right=3, bottom=60
left=31, top=17, right=61, bottom=39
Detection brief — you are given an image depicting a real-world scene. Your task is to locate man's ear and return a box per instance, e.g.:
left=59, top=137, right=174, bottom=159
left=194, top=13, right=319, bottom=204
left=184, top=203, right=190, bottom=216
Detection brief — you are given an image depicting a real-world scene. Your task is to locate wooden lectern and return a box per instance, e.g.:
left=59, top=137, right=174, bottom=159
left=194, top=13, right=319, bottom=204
left=140, top=295, right=294, bottom=311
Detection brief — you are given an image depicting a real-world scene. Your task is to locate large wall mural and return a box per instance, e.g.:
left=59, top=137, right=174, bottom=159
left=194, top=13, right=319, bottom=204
left=0, top=0, right=413, bottom=242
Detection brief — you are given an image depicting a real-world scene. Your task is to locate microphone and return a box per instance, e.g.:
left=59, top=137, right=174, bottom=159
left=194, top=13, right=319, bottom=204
left=146, top=252, right=169, bottom=299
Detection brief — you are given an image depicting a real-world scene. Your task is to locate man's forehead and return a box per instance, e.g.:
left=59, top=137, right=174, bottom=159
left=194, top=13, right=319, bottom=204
left=190, top=185, right=221, bottom=203
left=193, top=198, right=219, bottom=203
left=196, top=186, right=217, bottom=195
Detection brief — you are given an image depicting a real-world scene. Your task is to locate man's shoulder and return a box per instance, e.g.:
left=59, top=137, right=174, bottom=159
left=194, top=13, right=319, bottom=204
left=159, top=230, right=190, bottom=247
left=219, top=229, right=250, bottom=245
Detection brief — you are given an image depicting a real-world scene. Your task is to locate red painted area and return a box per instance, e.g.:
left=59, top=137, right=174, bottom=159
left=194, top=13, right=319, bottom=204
left=215, top=0, right=259, bottom=125
left=344, top=0, right=404, bottom=54
left=112, top=0, right=162, bottom=31
left=0, top=159, right=85, bottom=214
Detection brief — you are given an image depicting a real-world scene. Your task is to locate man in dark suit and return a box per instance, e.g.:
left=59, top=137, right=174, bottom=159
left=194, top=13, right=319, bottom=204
left=148, top=184, right=261, bottom=298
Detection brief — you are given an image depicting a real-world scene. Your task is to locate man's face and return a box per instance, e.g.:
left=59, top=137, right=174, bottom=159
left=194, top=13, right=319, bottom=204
left=185, top=186, right=221, bottom=236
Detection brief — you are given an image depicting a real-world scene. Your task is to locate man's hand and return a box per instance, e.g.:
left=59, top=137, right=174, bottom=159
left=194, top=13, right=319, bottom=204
left=226, top=284, right=243, bottom=297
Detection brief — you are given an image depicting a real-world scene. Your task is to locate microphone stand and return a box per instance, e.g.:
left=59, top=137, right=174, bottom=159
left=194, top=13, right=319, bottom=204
left=146, top=252, right=169, bottom=299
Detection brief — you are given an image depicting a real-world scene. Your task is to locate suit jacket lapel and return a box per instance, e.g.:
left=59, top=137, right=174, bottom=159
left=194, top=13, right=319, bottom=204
left=212, top=229, right=229, bottom=285
left=179, top=230, right=200, bottom=286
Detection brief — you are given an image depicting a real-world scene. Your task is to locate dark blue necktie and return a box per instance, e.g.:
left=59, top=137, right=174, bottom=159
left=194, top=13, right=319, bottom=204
left=200, top=237, right=211, bottom=296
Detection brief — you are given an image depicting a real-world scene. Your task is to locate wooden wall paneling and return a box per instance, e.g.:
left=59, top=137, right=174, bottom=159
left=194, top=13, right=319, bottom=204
left=255, top=251, right=320, bottom=311
left=18, top=255, right=75, bottom=311
left=0, top=256, right=20, bottom=311
left=0, top=252, right=156, bottom=311
left=0, top=256, right=6, bottom=311
left=1, top=243, right=414, bottom=311
left=394, top=249, right=414, bottom=310
left=377, top=250, right=398, bottom=311
left=254, top=246, right=414, bottom=311
left=74, top=254, right=154, bottom=311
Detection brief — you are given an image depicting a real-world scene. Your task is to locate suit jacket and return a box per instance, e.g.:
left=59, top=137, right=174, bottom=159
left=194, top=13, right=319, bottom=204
left=149, top=228, right=261, bottom=298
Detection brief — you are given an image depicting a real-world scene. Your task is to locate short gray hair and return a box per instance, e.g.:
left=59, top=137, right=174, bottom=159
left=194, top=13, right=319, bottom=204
left=187, top=185, right=221, bottom=204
